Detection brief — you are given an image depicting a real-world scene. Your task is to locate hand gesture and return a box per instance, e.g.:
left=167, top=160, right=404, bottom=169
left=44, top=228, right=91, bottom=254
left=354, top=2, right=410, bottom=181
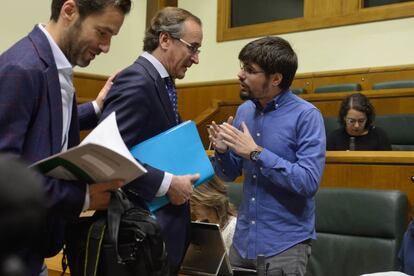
left=208, top=116, right=233, bottom=153
left=219, top=121, right=260, bottom=160
left=167, top=174, right=200, bottom=205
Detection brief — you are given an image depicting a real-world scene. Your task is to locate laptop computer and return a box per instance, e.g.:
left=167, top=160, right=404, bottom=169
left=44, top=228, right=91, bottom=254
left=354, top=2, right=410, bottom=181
left=179, top=221, right=233, bottom=275
left=179, top=221, right=258, bottom=276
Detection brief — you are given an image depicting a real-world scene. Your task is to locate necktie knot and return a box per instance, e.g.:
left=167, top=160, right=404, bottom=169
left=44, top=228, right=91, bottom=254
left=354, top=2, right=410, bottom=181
left=164, top=77, right=174, bottom=89
left=164, top=77, right=179, bottom=124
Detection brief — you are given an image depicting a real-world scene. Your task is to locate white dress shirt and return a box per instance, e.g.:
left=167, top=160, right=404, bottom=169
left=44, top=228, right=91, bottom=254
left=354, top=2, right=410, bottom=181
left=39, top=24, right=100, bottom=211
left=141, top=52, right=173, bottom=197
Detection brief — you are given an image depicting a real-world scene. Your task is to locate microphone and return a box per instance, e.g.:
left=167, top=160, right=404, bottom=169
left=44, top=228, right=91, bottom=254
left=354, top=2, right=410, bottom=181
left=349, top=136, right=356, bottom=151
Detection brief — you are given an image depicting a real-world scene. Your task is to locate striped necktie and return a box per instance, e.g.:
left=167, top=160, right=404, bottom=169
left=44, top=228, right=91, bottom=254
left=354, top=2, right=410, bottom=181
left=164, top=77, right=179, bottom=124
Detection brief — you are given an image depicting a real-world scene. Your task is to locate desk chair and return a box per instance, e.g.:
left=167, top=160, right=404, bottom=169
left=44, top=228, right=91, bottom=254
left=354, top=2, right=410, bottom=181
left=291, top=87, right=306, bottom=95
left=314, top=83, right=362, bottom=93
left=372, top=80, right=414, bottom=90
left=306, top=188, right=408, bottom=276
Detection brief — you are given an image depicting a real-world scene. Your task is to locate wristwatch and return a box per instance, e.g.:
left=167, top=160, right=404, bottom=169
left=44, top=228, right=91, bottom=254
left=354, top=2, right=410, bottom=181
left=249, top=150, right=262, bottom=162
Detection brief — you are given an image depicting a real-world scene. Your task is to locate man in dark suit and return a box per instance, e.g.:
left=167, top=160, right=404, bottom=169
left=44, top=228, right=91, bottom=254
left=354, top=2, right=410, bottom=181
left=99, top=7, right=203, bottom=274
left=0, top=0, right=131, bottom=275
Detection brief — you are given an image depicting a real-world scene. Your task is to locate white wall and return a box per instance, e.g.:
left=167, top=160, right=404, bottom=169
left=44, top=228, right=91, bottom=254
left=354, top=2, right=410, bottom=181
left=178, top=0, right=414, bottom=84
left=0, top=0, right=146, bottom=76
left=2, top=0, right=414, bottom=84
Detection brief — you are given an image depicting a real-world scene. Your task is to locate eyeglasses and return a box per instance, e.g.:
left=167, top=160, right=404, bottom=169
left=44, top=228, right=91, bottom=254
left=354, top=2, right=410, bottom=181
left=172, top=36, right=200, bottom=55
left=240, top=63, right=265, bottom=75
left=345, top=117, right=367, bottom=125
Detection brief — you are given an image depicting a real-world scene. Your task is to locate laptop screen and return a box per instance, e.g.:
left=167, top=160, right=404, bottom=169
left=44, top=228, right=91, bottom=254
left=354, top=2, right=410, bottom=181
left=179, top=222, right=232, bottom=276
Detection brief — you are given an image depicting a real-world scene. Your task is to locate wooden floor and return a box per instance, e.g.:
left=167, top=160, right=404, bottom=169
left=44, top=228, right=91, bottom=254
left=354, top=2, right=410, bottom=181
left=45, top=251, right=69, bottom=276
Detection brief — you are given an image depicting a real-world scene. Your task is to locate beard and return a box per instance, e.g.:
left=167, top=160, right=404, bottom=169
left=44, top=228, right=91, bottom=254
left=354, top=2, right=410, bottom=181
left=62, top=19, right=90, bottom=67
left=239, top=89, right=251, bottom=101
left=239, top=81, right=252, bottom=101
left=239, top=79, right=273, bottom=101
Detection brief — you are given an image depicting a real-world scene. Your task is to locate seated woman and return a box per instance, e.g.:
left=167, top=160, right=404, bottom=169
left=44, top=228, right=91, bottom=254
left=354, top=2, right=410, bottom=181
left=190, top=177, right=237, bottom=253
left=327, top=93, right=392, bottom=150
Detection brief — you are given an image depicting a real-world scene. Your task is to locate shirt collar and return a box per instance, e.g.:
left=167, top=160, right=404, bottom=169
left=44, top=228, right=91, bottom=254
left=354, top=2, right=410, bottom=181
left=141, top=51, right=169, bottom=79
left=38, top=24, right=73, bottom=74
left=252, top=94, right=280, bottom=113
left=252, top=89, right=291, bottom=113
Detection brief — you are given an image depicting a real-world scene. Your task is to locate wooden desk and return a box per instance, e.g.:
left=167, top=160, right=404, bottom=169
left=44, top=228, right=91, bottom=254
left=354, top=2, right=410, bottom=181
left=323, top=151, right=414, bottom=219
left=208, top=150, right=414, bottom=218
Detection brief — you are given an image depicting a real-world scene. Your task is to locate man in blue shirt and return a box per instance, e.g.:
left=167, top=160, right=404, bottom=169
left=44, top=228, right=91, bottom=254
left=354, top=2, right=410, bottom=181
left=209, top=36, right=326, bottom=275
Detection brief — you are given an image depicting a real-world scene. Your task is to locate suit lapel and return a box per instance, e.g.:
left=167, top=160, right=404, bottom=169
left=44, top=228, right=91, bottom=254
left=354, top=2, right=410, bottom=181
left=29, top=26, right=63, bottom=154
left=136, top=57, right=177, bottom=125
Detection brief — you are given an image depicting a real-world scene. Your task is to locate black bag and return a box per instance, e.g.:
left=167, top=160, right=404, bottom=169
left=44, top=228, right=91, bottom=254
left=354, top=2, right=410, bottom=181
left=64, top=190, right=169, bottom=276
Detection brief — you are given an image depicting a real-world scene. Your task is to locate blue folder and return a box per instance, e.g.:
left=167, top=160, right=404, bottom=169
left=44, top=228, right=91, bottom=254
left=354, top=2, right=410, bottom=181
left=130, top=121, right=214, bottom=212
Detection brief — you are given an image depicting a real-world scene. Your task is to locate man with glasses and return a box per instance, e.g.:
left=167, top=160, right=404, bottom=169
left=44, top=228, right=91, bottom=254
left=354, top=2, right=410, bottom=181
left=208, top=36, right=326, bottom=275
left=98, top=7, right=202, bottom=275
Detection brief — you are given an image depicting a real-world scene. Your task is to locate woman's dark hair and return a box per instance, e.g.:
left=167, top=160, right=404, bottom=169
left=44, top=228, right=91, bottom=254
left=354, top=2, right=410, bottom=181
left=238, top=36, right=298, bottom=90
left=50, top=0, right=131, bottom=22
left=338, top=92, right=375, bottom=129
left=143, top=7, right=202, bottom=52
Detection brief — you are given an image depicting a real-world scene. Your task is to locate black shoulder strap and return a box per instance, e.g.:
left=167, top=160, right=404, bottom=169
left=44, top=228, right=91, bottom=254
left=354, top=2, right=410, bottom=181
left=84, top=218, right=106, bottom=276
left=107, top=190, right=133, bottom=264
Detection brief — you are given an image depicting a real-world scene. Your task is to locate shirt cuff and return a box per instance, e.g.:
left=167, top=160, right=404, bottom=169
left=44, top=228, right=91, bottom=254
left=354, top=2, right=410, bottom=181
left=82, top=184, right=90, bottom=211
left=155, top=172, right=172, bottom=197
left=92, top=100, right=102, bottom=117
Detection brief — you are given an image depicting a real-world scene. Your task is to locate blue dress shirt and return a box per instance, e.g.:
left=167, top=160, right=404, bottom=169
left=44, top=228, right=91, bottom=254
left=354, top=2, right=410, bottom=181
left=212, top=90, right=326, bottom=259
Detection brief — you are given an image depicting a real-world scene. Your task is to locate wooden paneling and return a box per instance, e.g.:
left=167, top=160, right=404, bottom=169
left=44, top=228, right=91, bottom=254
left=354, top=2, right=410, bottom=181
left=323, top=151, right=414, bottom=219
left=307, top=0, right=349, bottom=17
left=146, top=0, right=177, bottom=29
left=73, top=72, right=107, bottom=100
left=368, top=67, right=414, bottom=86
left=73, top=64, right=414, bottom=131
left=291, top=73, right=313, bottom=93
left=192, top=88, right=414, bottom=147
left=302, top=89, right=414, bottom=117
left=312, top=73, right=368, bottom=91
left=177, top=80, right=240, bottom=120
left=218, top=0, right=414, bottom=41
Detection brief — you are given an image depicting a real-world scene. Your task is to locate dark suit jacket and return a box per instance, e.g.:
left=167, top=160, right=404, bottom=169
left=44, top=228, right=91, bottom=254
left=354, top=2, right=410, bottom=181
left=100, top=56, right=190, bottom=267
left=0, top=26, right=97, bottom=275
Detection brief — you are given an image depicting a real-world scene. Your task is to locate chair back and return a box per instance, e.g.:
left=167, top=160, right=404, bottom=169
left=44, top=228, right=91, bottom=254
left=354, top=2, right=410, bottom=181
left=372, top=80, right=414, bottom=90
left=314, top=83, right=362, bottom=93
left=306, top=188, right=408, bottom=276
left=374, top=114, right=414, bottom=151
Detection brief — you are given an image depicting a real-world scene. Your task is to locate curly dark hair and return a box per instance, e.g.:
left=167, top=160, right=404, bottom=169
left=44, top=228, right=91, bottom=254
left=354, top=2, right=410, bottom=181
left=50, top=0, right=131, bottom=22
left=238, top=36, right=298, bottom=90
left=338, top=93, right=375, bottom=130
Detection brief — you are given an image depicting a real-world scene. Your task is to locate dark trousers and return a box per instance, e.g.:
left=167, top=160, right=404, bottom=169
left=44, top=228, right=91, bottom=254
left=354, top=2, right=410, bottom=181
left=229, top=241, right=311, bottom=276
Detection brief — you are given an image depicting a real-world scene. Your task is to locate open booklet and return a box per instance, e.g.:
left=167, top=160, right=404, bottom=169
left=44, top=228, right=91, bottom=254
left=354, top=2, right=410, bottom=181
left=31, top=112, right=147, bottom=185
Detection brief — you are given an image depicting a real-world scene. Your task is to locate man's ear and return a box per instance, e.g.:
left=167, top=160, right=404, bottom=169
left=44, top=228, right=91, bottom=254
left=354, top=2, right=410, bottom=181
left=272, top=73, right=283, bottom=87
left=60, top=0, right=78, bottom=23
left=159, top=32, right=172, bottom=51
